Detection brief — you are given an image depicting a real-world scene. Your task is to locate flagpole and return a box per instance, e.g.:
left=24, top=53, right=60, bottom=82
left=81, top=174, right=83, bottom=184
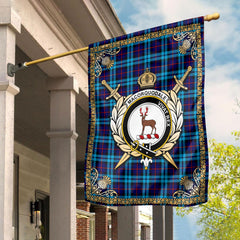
left=7, top=13, right=219, bottom=77
left=25, top=46, right=89, bottom=66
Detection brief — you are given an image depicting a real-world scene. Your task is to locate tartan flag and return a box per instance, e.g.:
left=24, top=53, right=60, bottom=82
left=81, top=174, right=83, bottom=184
left=85, top=17, right=208, bottom=206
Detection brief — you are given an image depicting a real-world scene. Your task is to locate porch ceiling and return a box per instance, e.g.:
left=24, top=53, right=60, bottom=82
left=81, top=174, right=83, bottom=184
left=53, top=0, right=125, bottom=44
left=15, top=47, right=88, bottom=163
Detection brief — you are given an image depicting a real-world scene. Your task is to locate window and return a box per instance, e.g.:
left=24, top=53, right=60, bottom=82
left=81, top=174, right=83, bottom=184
left=35, top=190, right=50, bottom=240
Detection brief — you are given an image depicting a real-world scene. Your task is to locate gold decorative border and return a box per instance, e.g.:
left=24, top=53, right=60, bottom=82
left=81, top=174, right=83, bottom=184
left=86, top=22, right=207, bottom=206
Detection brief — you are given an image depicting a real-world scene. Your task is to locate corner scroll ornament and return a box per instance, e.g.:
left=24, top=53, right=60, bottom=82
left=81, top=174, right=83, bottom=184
left=90, top=168, right=118, bottom=198
left=173, top=168, right=201, bottom=198
left=94, top=47, right=121, bottom=77
left=101, top=66, right=192, bottom=170
left=173, top=31, right=197, bottom=60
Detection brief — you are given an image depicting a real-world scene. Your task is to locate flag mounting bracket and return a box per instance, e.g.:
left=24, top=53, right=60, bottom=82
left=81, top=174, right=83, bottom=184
left=7, top=63, right=27, bottom=77
left=7, top=13, right=219, bottom=77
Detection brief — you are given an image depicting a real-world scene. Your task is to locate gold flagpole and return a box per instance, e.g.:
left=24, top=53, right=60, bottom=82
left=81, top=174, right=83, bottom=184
left=7, top=46, right=89, bottom=77
left=7, top=13, right=219, bottom=77
left=25, top=46, right=89, bottom=66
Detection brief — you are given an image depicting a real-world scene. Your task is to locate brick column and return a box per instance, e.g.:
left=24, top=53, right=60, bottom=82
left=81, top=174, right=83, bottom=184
left=95, top=206, right=108, bottom=240
left=141, top=225, right=150, bottom=240
left=111, top=211, right=118, bottom=240
left=76, top=201, right=91, bottom=240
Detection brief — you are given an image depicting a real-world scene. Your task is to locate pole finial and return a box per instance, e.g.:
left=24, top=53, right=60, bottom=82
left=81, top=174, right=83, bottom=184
left=204, top=13, right=220, bottom=21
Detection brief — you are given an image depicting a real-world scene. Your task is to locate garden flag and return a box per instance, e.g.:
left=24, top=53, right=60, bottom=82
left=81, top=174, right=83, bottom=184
left=85, top=17, right=208, bottom=206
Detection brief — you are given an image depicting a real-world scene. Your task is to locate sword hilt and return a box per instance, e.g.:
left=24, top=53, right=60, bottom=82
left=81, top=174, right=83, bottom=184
left=173, top=66, right=192, bottom=94
left=102, top=80, right=121, bottom=101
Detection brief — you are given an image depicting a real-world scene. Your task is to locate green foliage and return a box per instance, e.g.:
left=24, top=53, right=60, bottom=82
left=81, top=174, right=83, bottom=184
left=176, top=132, right=240, bottom=240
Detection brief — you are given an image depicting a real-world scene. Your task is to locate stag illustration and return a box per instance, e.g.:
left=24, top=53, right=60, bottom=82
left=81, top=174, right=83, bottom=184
left=140, top=107, right=156, bottom=135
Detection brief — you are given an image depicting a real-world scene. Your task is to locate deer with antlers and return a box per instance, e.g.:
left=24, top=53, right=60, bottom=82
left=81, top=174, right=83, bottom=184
left=140, top=107, right=156, bottom=135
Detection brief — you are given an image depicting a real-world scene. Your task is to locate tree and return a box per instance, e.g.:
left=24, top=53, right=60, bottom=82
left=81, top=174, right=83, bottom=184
left=177, top=131, right=240, bottom=240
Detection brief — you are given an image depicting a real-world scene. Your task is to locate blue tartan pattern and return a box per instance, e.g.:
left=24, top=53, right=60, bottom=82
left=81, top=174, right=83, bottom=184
left=85, top=17, right=208, bottom=206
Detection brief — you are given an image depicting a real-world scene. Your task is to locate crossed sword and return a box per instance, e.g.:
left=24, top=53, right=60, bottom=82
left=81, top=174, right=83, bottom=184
left=102, top=66, right=192, bottom=169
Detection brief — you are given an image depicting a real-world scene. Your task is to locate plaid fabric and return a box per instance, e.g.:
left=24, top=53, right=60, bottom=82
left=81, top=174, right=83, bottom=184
left=85, top=17, right=208, bottom=206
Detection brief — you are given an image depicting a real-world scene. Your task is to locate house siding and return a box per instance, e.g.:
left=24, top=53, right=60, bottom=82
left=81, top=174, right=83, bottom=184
left=15, top=141, right=50, bottom=240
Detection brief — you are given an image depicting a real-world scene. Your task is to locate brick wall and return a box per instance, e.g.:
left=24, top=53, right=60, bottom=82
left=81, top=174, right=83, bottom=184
left=76, top=201, right=91, bottom=240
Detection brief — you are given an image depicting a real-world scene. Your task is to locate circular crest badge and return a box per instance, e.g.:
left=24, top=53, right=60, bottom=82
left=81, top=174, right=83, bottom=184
left=122, top=90, right=172, bottom=159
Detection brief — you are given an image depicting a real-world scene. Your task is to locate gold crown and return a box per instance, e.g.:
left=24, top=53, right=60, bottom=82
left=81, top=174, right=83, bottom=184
left=138, top=68, right=156, bottom=89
